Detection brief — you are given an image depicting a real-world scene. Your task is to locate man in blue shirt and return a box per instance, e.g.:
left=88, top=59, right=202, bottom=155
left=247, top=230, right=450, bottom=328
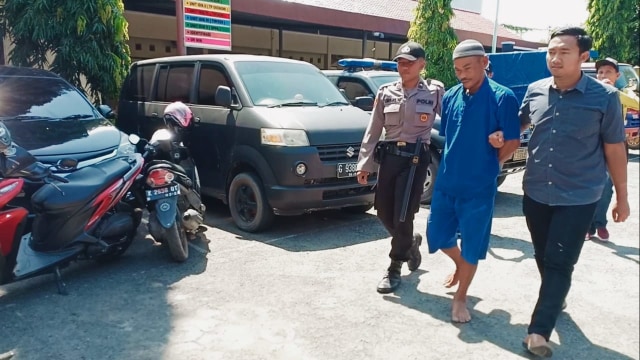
left=426, top=39, right=521, bottom=323
left=519, top=27, right=630, bottom=357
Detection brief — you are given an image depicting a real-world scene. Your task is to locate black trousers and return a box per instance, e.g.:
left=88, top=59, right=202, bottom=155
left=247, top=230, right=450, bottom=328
left=375, top=150, right=429, bottom=261
left=522, top=194, right=597, bottom=341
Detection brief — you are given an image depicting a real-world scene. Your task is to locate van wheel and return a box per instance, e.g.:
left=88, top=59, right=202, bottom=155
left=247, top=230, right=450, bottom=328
left=342, top=203, right=373, bottom=213
left=229, top=172, right=274, bottom=233
left=496, top=175, right=507, bottom=187
left=420, top=151, right=439, bottom=204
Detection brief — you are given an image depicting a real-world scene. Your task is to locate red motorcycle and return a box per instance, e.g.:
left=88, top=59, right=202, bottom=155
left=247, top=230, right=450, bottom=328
left=0, top=122, right=143, bottom=294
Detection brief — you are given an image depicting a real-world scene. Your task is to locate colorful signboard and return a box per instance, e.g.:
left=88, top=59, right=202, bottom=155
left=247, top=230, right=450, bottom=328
left=183, top=0, right=231, bottom=51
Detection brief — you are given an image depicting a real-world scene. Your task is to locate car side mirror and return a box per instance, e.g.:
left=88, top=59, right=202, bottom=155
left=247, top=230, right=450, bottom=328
left=215, top=86, right=232, bottom=108
left=98, top=104, right=116, bottom=119
left=354, top=96, right=374, bottom=112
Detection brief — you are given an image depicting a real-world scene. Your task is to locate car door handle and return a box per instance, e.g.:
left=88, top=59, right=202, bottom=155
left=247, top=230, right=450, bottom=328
left=151, top=112, right=159, bottom=118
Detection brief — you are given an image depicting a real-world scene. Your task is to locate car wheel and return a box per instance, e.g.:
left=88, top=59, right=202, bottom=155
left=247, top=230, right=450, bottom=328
left=228, top=172, right=274, bottom=233
left=496, top=175, right=507, bottom=187
left=420, top=150, right=439, bottom=204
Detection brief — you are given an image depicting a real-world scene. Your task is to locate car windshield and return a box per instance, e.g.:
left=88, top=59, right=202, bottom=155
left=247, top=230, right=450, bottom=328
left=234, top=61, right=348, bottom=107
left=619, top=65, right=639, bottom=92
left=0, top=76, right=97, bottom=120
left=371, top=75, right=400, bottom=89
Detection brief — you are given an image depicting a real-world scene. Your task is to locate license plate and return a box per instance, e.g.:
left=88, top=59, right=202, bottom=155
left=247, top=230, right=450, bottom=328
left=337, top=162, right=357, bottom=178
left=512, top=147, right=528, bottom=161
left=145, top=184, right=180, bottom=201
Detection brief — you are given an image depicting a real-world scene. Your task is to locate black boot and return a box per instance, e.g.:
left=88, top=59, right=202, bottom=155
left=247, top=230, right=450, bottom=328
left=407, top=233, right=422, bottom=271
left=377, top=260, right=403, bottom=294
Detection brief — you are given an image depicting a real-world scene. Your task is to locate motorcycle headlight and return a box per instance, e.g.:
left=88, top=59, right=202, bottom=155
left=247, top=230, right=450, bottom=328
left=261, top=128, right=309, bottom=146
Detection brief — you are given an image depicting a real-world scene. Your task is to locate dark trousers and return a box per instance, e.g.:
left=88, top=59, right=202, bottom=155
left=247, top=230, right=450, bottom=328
left=375, top=151, right=429, bottom=261
left=522, top=194, right=597, bottom=340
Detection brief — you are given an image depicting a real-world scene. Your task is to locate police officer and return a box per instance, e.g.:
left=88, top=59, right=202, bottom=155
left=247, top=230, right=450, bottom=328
left=356, top=41, right=444, bottom=293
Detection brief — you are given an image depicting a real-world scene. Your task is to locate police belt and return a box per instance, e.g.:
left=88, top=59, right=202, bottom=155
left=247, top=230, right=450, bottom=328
left=383, top=141, right=426, bottom=157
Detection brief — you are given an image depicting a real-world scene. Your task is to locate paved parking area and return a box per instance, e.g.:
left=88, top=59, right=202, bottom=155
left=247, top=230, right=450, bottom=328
left=1, top=151, right=638, bottom=360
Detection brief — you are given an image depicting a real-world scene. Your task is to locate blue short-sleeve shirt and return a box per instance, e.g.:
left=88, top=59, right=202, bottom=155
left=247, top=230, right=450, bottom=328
left=436, top=77, right=521, bottom=198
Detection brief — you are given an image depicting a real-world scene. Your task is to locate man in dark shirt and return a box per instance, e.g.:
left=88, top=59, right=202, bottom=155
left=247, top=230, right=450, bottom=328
left=519, top=27, right=630, bottom=357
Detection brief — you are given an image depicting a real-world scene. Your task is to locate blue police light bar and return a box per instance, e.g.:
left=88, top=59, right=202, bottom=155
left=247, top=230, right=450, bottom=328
left=338, top=58, right=398, bottom=71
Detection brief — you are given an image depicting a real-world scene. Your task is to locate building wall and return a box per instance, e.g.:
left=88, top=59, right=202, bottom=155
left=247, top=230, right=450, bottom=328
left=451, top=0, right=483, bottom=14
left=125, top=11, right=399, bottom=69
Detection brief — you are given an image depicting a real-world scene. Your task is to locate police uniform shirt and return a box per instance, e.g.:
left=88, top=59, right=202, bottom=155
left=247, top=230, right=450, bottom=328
left=436, top=77, right=520, bottom=197
left=357, top=78, right=444, bottom=173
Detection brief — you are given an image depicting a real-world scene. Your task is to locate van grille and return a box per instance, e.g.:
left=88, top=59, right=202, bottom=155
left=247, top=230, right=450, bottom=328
left=317, top=143, right=361, bottom=162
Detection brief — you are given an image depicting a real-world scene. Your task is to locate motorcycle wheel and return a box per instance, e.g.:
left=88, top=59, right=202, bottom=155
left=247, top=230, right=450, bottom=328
left=149, top=215, right=189, bottom=262
left=96, top=207, right=142, bottom=263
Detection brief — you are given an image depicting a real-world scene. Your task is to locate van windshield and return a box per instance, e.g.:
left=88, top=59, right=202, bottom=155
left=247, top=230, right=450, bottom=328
left=234, top=61, right=349, bottom=107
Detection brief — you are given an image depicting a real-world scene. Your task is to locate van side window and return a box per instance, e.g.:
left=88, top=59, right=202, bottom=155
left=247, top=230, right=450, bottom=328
left=197, top=65, right=230, bottom=106
left=337, top=78, right=371, bottom=103
left=123, top=64, right=155, bottom=101
left=156, top=65, right=194, bottom=103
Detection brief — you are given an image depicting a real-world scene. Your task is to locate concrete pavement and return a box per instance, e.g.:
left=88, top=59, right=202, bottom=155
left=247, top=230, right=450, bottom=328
left=0, top=152, right=638, bottom=360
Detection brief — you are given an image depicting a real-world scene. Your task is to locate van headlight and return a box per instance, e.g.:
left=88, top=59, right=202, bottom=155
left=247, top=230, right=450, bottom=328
left=261, top=128, right=309, bottom=146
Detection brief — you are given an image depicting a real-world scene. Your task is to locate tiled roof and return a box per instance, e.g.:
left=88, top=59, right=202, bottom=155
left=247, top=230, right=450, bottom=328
left=280, top=0, right=521, bottom=39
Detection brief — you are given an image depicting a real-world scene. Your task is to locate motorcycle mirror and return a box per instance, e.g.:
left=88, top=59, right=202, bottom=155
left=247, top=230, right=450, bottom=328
left=128, top=133, right=141, bottom=145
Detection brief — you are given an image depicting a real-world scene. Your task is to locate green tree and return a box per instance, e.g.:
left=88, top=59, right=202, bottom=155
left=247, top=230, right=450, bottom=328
left=0, top=0, right=131, bottom=102
left=407, top=0, right=459, bottom=88
left=586, top=0, right=639, bottom=65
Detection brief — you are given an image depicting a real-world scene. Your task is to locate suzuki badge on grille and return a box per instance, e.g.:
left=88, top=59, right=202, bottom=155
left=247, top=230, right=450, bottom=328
left=346, top=146, right=355, bottom=158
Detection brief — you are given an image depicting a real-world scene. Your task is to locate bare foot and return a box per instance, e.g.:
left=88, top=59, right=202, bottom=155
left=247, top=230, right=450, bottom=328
left=523, top=333, right=552, bottom=358
left=444, top=270, right=459, bottom=288
left=451, top=299, right=471, bottom=323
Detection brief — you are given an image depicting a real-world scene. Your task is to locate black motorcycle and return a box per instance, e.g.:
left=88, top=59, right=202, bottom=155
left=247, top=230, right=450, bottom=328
left=127, top=102, right=205, bottom=262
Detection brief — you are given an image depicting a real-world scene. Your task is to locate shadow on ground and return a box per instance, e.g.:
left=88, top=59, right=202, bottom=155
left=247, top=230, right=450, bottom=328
left=384, top=277, right=634, bottom=359
left=494, top=191, right=524, bottom=218
left=201, top=197, right=388, bottom=252
left=589, top=238, right=640, bottom=264
left=488, top=235, right=535, bottom=263
left=0, top=221, right=209, bottom=360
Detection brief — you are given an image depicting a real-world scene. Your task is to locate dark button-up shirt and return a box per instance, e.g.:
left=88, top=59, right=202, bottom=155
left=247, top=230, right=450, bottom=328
left=519, top=74, right=624, bottom=206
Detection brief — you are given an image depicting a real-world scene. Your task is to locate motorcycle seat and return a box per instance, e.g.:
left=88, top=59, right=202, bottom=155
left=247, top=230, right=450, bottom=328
left=32, top=157, right=132, bottom=212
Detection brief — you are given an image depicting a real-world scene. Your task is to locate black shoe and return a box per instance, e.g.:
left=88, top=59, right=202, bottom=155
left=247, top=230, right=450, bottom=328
left=376, top=260, right=403, bottom=294
left=407, top=234, right=422, bottom=271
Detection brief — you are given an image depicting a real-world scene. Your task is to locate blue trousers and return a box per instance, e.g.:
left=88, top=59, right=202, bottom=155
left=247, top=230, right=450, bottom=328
left=590, top=173, right=613, bottom=232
